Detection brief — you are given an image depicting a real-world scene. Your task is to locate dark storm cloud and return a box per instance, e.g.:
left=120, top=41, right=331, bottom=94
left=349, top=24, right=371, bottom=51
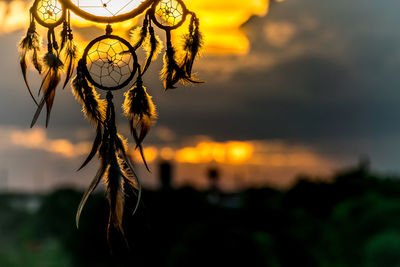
left=149, top=0, right=400, bottom=169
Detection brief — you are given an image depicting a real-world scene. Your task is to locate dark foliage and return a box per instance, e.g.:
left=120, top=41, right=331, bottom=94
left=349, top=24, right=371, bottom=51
left=2, top=166, right=400, bottom=266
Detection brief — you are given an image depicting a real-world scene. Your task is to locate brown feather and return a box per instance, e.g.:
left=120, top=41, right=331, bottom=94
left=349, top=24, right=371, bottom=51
left=31, top=52, right=63, bottom=127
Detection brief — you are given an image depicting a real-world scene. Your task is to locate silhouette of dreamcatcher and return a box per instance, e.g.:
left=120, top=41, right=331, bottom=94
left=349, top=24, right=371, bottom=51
left=19, top=0, right=202, bottom=243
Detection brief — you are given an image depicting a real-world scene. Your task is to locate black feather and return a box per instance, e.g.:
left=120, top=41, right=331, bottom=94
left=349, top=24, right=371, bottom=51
left=19, top=18, right=42, bottom=106
left=76, top=163, right=107, bottom=228
left=77, top=122, right=102, bottom=171
left=161, top=32, right=202, bottom=90
left=181, top=14, right=203, bottom=76
left=142, top=25, right=162, bottom=74
left=130, top=17, right=149, bottom=51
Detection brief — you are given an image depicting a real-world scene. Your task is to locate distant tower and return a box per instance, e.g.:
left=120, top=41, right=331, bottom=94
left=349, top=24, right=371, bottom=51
left=207, top=167, right=220, bottom=191
left=159, top=160, right=173, bottom=191
left=207, top=166, right=221, bottom=204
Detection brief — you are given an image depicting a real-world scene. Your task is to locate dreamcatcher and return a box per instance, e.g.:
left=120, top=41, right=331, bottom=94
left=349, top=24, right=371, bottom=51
left=19, top=0, right=202, bottom=241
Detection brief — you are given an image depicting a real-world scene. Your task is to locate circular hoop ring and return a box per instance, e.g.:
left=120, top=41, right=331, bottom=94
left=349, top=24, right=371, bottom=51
left=82, top=35, right=138, bottom=91
left=150, top=0, right=188, bottom=30
left=32, top=0, right=66, bottom=28
left=62, top=0, right=154, bottom=24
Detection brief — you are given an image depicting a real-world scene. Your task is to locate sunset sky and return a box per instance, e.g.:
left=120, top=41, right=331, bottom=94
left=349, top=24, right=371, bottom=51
left=0, top=0, right=399, bottom=192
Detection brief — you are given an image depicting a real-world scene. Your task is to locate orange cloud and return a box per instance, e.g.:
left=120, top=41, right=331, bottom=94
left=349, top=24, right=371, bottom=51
left=0, top=127, right=338, bottom=191
left=127, top=138, right=337, bottom=191
left=181, top=0, right=270, bottom=54
left=10, top=128, right=90, bottom=158
left=264, top=22, right=297, bottom=47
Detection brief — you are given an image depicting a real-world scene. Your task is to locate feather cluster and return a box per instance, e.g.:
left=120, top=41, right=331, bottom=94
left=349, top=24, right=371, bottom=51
left=19, top=19, right=42, bottom=105
left=76, top=92, right=141, bottom=244
left=161, top=43, right=201, bottom=90
left=160, top=23, right=203, bottom=90
left=123, top=76, right=157, bottom=170
left=130, top=17, right=163, bottom=75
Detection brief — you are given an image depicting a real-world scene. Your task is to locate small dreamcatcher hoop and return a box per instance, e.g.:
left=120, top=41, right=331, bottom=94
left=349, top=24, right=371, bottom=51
left=150, top=0, right=188, bottom=30
left=32, top=0, right=66, bottom=28
left=19, top=0, right=203, bottom=245
left=82, top=34, right=138, bottom=91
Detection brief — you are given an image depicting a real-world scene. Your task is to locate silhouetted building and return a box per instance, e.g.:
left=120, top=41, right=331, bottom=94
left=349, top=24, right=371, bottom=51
left=159, top=160, right=173, bottom=191
left=207, top=166, right=221, bottom=204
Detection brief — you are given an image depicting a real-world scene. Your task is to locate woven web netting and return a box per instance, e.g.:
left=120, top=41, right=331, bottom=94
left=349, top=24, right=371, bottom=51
left=36, top=0, right=63, bottom=23
left=155, top=0, right=184, bottom=27
left=86, top=39, right=135, bottom=89
left=71, top=0, right=143, bottom=17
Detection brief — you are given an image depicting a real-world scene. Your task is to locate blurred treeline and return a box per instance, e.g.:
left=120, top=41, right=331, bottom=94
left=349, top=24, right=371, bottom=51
left=2, top=164, right=400, bottom=267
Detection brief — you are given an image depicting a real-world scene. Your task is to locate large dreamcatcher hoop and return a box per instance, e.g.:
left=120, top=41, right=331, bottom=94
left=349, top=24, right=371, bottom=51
left=82, top=34, right=138, bottom=91
left=18, top=0, right=203, bottom=244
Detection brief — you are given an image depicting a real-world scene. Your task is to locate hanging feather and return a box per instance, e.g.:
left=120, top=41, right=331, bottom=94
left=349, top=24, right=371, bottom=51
left=19, top=14, right=42, bottom=105
left=62, top=38, right=77, bottom=89
left=118, top=148, right=142, bottom=216
left=181, top=13, right=203, bottom=77
left=130, top=16, right=149, bottom=51
left=115, top=135, right=142, bottom=216
left=122, top=75, right=157, bottom=170
left=75, top=153, right=107, bottom=228
left=60, top=20, right=68, bottom=52
left=115, top=134, right=141, bottom=197
left=142, top=24, right=163, bottom=74
left=105, top=153, right=127, bottom=241
left=31, top=50, right=63, bottom=127
left=77, top=122, right=102, bottom=171
left=72, top=59, right=106, bottom=123
left=32, top=49, right=42, bottom=75
left=161, top=30, right=202, bottom=90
